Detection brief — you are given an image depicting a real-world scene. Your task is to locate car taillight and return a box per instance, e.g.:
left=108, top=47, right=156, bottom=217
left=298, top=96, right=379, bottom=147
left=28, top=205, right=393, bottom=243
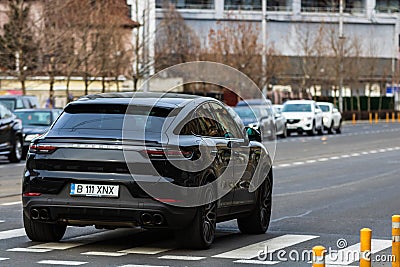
left=23, top=192, right=42, bottom=197
left=29, top=144, right=58, bottom=154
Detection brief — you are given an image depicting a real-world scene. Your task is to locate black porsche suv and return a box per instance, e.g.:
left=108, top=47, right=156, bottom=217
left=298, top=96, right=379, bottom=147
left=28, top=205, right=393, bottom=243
left=0, top=103, right=23, bottom=163
left=23, top=92, right=273, bottom=249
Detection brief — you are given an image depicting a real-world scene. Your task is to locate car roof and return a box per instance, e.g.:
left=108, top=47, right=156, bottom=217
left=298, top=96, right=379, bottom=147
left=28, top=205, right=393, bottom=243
left=0, top=95, right=36, bottom=99
left=283, top=100, right=315, bottom=104
left=316, top=102, right=333, bottom=106
left=14, top=108, right=62, bottom=112
left=74, top=92, right=210, bottom=108
left=236, top=99, right=272, bottom=106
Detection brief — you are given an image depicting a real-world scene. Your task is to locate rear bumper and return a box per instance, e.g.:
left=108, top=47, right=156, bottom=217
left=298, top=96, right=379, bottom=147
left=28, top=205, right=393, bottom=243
left=23, top=185, right=197, bottom=230
left=286, top=121, right=312, bottom=132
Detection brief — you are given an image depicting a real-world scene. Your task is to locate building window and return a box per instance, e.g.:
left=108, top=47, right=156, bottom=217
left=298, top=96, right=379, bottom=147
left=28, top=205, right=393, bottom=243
left=224, top=0, right=262, bottom=10
left=267, top=0, right=293, bottom=11
left=301, top=0, right=364, bottom=13
left=156, top=0, right=214, bottom=9
left=376, top=0, right=399, bottom=13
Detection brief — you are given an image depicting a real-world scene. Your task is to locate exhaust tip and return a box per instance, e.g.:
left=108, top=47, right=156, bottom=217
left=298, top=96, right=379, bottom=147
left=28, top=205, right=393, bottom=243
left=141, top=213, right=153, bottom=225
left=153, top=214, right=164, bottom=225
left=31, top=209, right=39, bottom=220
left=39, top=208, right=49, bottom=220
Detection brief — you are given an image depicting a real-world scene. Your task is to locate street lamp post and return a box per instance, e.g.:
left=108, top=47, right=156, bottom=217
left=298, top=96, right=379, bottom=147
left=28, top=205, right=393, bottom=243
left=338, top=0, right=344, bottom=112
left=261, top=0, right=267, bottom=97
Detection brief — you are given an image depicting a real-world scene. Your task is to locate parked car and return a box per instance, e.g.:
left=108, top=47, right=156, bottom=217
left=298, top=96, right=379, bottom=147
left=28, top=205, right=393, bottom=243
left=317, top=102, right=342, bottom=134
left=14, top=109, right=63, bottom=155
left=234, top=99, right=276, bottom=141
left=0, top=95, right=39, bottom=111
left=273, top=105, right=287, bottom=138
left=281, top=100, right=324, bottom=136
left=23, top=92, right=273, bottom=249
left=0, top=103, right=23, bottom=162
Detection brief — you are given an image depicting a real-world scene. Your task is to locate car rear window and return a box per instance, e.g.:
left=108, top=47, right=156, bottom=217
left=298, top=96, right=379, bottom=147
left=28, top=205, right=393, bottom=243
left=53, top=104, right=178, bottom=132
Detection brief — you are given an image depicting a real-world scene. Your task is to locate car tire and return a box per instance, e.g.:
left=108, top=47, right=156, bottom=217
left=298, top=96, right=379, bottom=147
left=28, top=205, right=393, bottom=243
left=8, top=136, right=22, bottom=163
left=23, top=213, right=66, bottom=242
left=175, top=184, right=217, bottom=249
left=327, top=121, right=334, bottom=134
left=307, top=122, right=316, bottom=136
left=279, top=125, right=287, bottom=138
left=317, top=124, right=324, bottom=135
left=335, top=121, right=342, bottom=134
left=237, top=175, right=272, bottom=234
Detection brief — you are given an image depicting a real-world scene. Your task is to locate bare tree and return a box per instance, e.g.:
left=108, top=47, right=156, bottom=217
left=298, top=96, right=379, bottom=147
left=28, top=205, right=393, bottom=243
left=0, top=0, right=38, bottom=95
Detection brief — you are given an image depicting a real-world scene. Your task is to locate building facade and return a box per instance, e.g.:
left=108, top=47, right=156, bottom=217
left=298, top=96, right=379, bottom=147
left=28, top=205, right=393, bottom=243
left=152, top=0, right=400, bottom=108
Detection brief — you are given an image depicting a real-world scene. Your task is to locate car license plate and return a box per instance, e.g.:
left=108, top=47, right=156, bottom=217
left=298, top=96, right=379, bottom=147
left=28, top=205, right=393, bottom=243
left=70, top=183, right=119, bottom=198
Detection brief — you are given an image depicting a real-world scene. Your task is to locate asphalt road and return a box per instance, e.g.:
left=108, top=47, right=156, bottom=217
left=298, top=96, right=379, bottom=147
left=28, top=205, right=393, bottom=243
left=0, top=122, right=399, bottom=267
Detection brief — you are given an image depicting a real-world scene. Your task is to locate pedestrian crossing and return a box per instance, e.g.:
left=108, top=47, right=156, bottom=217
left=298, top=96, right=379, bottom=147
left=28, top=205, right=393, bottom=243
left=0, top=226, right=394, bottom=266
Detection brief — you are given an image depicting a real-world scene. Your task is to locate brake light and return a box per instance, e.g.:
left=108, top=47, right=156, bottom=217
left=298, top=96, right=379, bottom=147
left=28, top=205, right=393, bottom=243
left=29, top=144, right=58, bottom=154
left=23, top=192, right=42, bottom=197
left=155, top=198, right=183, bottom=203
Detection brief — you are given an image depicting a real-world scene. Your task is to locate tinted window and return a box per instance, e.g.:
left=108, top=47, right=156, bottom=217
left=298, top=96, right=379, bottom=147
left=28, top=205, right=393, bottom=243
left=282, top=104, right=312, bottom=112
left=0, top=99, right=15, bottom=111
left=209, top=103, right=242, bottom=138
left=319, top=105, right=330, bottom=112
left=16, top=98, right=24, bottom=109
left=234, top=106, right=263, bottom=120
left=53, top=104, right=177, bottom=133
left=15, top=111, right=52, bottom=126
left=195, top=103, right=221, bottom=137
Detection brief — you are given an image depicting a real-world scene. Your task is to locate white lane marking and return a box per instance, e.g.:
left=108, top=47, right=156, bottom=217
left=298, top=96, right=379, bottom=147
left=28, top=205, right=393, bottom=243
left=351, top=153, right=360, bottom=157
left=0, top=220, right=4, bottom=223
left=369, top=150, right=378, bottom=154
left=81, top=251, right=127, bottom=257
left=1, top=201, right=21, bottom=206
left=293, top=162, right=304, bottom=165
left=212, top=235, right=318, bottom=259
left=0, top=228, right=26, bottom=240
left=277, top=164, right=291, bottom=167
left=119, top=265, right=169, bottom=267
left=306, top=160, right=317, bottom=163
left=37, top=260, right=88, bottom=266
left=119, top=247, right=172, bottom=255
left=329, top=156, right=340, bottom=160
left=270, top=210, right=312, bottom=223
left=325, top=239, right=391, bottom=265
left=379, top=149, right=387, bottom=152
left=31, top=242, right=85, bottom=250
left=0, top=258, right=9, bottom=261
left=158, top=255, right=206, bottom=261
left=318, top=158, right=328, bottom=162
left=341, top=155, right=350, bottom=158
left=7, top=248, right=52, bottom=253
left=361, top=152, right=369, bottom=155
left=234, top=259, right=279, bottom=265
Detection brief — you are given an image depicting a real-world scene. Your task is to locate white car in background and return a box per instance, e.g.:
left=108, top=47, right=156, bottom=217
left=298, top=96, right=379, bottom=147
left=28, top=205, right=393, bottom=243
left=281, top=100, right=324, bottom=136
left=317, top=102, right=342, bottom=134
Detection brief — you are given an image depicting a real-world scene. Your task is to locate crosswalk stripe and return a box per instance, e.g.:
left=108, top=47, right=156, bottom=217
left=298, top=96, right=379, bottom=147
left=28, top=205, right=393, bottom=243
left=119, top=247, right=172, bottom=255
left=7, top=248, right=52, bottom=253
left=37, top=260, right=88, bottom=265
left=0, top=220, right=4, bottom=223
left=233, top=259, right=280, bottom=265
left=119, top=265, right=169, bottom=267
left=81, top=251, right=127, bottom=257
left=30, top=242, right=86, bottom=250
left=212, top=234, right=319, bottom=259
left=0, top=258, right=9, bottom=261
left=325, top=239, right=391, bottom=265
left=158, top=255, right=206, bottom=261
left=0, top=228, right=26, bottom=240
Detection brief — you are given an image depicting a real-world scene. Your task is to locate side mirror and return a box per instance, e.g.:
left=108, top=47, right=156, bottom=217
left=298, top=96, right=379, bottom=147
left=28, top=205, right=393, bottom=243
left=245, top=127, right=262, bottom=142
left=333, top=108, right=339, bottom=113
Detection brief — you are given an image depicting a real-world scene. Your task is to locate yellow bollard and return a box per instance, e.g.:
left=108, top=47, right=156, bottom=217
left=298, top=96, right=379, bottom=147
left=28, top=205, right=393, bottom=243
left=393, top=112, right=396, bottom=123
left=352, top=113, right=356, bottom=125
left=398, top=113, right=400, bottom=123
left=312, top=246, right=325, bottom=267
left=375, top=113, right=379, bottom=124
left=369, top=113, right=373, bottom=124
left=392, top=215, right=400, bottom=267
left=360, top=228, right=372, bottom=267
left=386, top=113, right=390, bottom=123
